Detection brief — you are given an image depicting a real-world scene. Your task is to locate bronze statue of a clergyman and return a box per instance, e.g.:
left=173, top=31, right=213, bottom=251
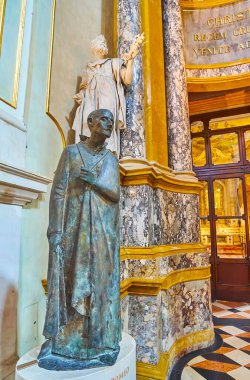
left=38, top=109, right=121, bottom=371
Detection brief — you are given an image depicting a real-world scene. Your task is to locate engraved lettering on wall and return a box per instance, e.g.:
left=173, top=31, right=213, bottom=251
left=182, top=0, right=250, bottom=66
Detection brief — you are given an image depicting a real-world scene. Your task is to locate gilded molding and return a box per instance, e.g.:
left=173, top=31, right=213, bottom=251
left=187, top=71, right=250, bottom=92
left=140, top=0, right=168, bottom=167
left=120, top=266, right=211, bottom=298
left=137, top=328, right=214, bottom=380
left=46, top=0, right=66, bottom=147
left=120, top=158, right=203, bottom=195
left=180, top=0, right=246, bottom=9
left=186, top=58, right=250, bottom=70
left=120, top=243, right=206, bottom=260
left=0, top=0, right=26, bottom=108
left=0, top=0, right=6, bottom=55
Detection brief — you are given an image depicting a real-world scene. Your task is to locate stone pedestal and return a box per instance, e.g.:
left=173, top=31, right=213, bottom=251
left=15, top=333, right=136, bottom=380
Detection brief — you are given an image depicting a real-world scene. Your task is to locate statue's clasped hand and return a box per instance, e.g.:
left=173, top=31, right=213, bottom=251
left=80, top=167, right=95, bottom=186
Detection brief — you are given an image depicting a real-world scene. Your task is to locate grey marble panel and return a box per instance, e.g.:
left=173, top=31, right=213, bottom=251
left=120, top=185, right=154, bottom=247
left=160, top=251, right=209, bottom=276
left=121, top=251, right=209, bottom=280
left=162, top=280, right=213, bottom=352
left=153, top=189, right=200, bottom=245
left=121, top=296, right=129, bottom=333
left=128, top=294, right=161, bottom=364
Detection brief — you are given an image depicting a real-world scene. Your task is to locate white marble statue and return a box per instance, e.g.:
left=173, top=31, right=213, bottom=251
left=72, top=34, right=144, bottom=154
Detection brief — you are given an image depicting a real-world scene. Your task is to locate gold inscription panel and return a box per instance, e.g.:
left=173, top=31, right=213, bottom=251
left=182, top=0, right=250, bottom=67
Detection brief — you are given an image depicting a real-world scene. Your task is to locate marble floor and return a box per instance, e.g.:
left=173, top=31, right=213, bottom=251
left=181, top=301, right=250, bottom=380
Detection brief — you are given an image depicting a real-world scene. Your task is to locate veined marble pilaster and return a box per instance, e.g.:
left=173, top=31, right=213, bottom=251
left=153, top=189, right=200, bottom=245
left=118, top=159, right=214, bottom=378
left=120, top=185, right=154, bottom=247
left=118, top=0, right=145, bottom=159
left=162, top=0, right=192, bottom=172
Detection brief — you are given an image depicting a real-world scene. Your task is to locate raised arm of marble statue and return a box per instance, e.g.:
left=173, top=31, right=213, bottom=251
left=121, top=33, right=145, bottom=86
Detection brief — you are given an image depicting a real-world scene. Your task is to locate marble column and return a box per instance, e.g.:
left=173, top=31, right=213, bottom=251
left=118, top=0, right=145, bottom=159
left=162, top=0, right=192, bottom=172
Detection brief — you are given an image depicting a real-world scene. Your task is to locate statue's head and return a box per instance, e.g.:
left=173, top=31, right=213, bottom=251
left=90, top=35, right=108, bottom=59
left=87, top=109, right=114, bottom=139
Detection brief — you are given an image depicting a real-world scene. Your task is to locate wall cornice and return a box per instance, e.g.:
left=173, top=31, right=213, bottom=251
left=42, top=264, right=210, bottom=298
left=0, top=108, right=26, bottom=131
left=0, top=162, right=52, bottom=206
left=120, top=158, right=203, bottom=195
left=120, top=266, right=211, bottom=298
left=120, top=243, right=205, bottom=260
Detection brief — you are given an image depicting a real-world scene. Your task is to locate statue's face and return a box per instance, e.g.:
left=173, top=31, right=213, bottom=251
left=90, top=110, right=114, bottom=139
left=91, top=44, right=108, bottom=59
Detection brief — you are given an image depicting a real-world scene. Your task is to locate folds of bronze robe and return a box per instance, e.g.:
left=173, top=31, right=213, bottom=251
left=38, top=142, right=121, bottom=370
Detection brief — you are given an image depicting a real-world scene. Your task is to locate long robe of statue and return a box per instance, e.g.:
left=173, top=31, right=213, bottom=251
left=38, top=110, right=121, bottom=370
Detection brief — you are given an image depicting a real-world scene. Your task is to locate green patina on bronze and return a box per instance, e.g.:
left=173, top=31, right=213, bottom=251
left=38, top=109, right=121, bottom=370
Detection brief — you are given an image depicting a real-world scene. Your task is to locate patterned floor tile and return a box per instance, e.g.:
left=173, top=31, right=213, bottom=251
left=223, top=314, right=246, bottom=319
left=193, top=367, right=236, bottom=379
left=227, top=366, right=250, bottom=380
left=224, top=350, right=250, bottom=366
left=214, top=326, right=224, bottom=329
left=219, top=326, right=245, bottom=336
left=200, top=353, right=240, bottom=365
left=237, top=312, right=250, bottom=319
left=180, top=301, right=250, bottom=380
left=236, top=305, right=250, bottom=312
left=181, top=366, right=206, bottom=379
left=214, top=347, right=235, bottom=355
left=192, top=360, right=240, bottom=372
left=219, top=301, right=247, bottom=308
left=237, top=332, right=250, bottom=339
left=213, top=305, right=226, bottom=313
left=187, top=356, right=206, bottom=366
left=213, top=311, right=232, bottom=318
left=220, top=334, right=231, bottom=339
left=223, top=336, right=250, bottom=349
left=242, top=345, right=250, bottom=351
left=213, top=302, right=231, bottom=310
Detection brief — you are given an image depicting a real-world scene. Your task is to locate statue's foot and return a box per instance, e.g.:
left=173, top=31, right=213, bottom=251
left=37, top=340, right=120, bottom=371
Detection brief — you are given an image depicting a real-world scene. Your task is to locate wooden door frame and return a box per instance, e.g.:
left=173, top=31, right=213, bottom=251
left=190, top=107, right=250, bottom=301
